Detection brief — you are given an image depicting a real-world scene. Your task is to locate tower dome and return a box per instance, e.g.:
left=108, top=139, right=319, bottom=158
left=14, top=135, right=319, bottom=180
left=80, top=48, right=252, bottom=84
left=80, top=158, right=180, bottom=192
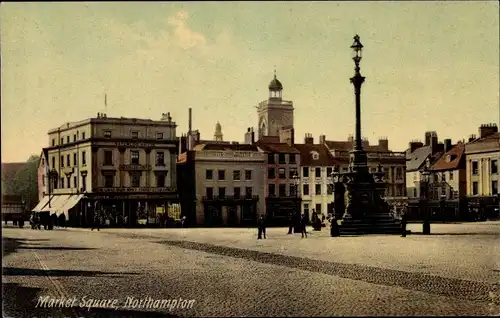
left=268, top=70, right=283, bottom=99
left=268, top=74, right=283, bottom=91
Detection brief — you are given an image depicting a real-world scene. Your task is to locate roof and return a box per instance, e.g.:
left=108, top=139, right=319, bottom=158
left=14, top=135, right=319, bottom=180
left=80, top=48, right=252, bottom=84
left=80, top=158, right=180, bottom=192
left=294, top=144, right=338, bottom=167
left=468, top=132, right=500, bottom=144
left=193, top=143, right=259, bottom=151
left=259, top=136, right=280, bottom=143
left=1, top=163, right=25, bottom=180
left=430, top=143, right=465, bottom=171
left=406, top=146, right=432, bottom=171
left=406, top=145, right=444, bottom=172
left=255, top=141, right=300, bottom=154
left=324, top=140, right=385, bottom=152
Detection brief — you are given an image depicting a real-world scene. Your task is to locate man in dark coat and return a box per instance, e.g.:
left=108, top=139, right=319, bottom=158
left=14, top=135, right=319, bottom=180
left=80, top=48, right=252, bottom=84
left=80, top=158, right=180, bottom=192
left=401, top=209, right=408, bottom=237
left=91, top=212, right=101, bottom=231
left=257, top=215, right=266, bottom=239
left=330, top=214, right=340, bottom=237
left=287, top=212, right=293, bottom=234
left=300, top=214, right=308, bottom=238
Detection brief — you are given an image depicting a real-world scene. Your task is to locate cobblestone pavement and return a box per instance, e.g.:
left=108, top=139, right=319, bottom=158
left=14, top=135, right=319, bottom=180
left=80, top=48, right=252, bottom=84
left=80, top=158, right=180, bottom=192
left=2, top=222, right=500, bottom=317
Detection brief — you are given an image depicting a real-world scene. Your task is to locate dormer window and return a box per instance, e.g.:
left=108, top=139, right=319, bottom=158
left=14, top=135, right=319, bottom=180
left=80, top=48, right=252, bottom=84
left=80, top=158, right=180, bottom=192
left=446, top=155, right=457, bottom=163
left=310, top=151, right=320, bottom=160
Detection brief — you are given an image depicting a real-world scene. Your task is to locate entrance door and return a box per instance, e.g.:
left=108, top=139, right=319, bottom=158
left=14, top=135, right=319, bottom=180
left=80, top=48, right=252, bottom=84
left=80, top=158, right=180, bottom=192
left=206, top=206, right=222, bottom=226
left=227, top=206, right=238, bottom=226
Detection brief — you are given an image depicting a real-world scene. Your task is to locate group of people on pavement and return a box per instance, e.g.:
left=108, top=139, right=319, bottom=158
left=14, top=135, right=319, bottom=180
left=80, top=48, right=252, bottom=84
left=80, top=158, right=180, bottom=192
left=257, top=209, right=408, bottom=239
left=258, top=213, right=310, bottom=239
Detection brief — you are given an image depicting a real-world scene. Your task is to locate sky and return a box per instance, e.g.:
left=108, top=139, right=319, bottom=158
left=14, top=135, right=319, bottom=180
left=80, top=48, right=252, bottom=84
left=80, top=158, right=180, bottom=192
left=1, top=2, right=499, bottom=162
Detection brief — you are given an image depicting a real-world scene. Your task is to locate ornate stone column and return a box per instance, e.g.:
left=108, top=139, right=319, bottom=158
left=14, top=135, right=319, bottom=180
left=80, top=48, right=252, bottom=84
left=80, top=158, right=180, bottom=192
left=145, top=148, right=152, bottom=187
left=91, top=146, right=99, bottom=190
left=119, top=148, right=126, bottom=187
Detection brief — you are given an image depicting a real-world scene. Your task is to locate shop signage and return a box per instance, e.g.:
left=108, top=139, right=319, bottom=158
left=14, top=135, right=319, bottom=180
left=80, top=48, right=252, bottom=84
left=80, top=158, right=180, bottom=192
left=95, top=187, right=176, bottom=193
left=116, top=141, right=155, bottom=148
left=119, top=164, right=152, bottom=171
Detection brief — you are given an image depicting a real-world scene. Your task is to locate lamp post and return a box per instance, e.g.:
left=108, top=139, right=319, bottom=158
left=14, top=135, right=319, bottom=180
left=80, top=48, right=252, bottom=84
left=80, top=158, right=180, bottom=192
left=349, top=35, right=368, bottom=171
left=421, top=167, right=431, bottom=234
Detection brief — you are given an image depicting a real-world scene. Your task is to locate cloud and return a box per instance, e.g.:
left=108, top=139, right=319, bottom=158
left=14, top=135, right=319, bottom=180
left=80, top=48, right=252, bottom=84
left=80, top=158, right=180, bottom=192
left=167, top=10, right=207, bottom=50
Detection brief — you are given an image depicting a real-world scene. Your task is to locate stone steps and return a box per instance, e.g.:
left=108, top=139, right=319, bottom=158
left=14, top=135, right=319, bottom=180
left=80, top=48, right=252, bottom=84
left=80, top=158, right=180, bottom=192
left=339, top=217, right=401, bottom=235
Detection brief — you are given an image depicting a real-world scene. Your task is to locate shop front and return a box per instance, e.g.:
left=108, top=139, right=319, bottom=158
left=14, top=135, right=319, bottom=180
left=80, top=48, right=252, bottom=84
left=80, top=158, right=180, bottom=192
left=84, top=187, right=179, bottom=227
left=202, top=195, right=259, bottom=227
left=266, top=197, right=301, bottom=226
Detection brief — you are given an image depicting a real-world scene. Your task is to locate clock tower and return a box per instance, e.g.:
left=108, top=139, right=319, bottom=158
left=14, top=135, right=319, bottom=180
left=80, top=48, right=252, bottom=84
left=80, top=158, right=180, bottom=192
left=257, top=71, right=294, bottom=140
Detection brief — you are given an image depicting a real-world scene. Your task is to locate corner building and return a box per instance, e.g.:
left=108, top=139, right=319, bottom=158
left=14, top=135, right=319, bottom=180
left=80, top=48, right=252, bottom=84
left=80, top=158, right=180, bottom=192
left=33, top=112, right=179, bottom=226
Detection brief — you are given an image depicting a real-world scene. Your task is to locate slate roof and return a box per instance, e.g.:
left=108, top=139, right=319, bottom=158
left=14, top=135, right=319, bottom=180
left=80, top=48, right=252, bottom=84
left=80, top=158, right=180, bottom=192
left=255, top=137, right=300, bottom=153
left=406, top=145, right=444, bottom=172
left=406, top=146, right=432, bottom=172
left=259, top=136, right=281, bottom=143
left=467, top=132, right=500, bottom=144
left=430, top=143, right=465, bottom=171
left=294, top=144, right=338, bottom=167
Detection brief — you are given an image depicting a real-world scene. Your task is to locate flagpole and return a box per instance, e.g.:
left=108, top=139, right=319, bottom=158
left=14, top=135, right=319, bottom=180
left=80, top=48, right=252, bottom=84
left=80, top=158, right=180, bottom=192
left=105, top=93, right=107, bottom=114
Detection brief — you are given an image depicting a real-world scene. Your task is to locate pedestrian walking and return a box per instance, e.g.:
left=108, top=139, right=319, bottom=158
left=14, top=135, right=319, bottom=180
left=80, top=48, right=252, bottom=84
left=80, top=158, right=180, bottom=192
left=91, top=212, right=100, bottom=231
left=181, top=215, right=187, bottom=228
left=257, top=215, right=266, bottom=239
left=287, top=212, right=293, bottom=234
left=300, top=214, right=308, bottom=238
left=401, top=209, right=408, bottom=237
left=330, top=214, right=340, bottom=237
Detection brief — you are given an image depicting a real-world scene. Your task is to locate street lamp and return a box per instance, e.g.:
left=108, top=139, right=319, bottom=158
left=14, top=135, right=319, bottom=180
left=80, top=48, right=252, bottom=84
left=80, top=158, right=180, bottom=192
left=350, top=34, right=366, bottom=156
left=421, top=166, right=431, bottom=234
left=351, top=34, right=363, bottom=61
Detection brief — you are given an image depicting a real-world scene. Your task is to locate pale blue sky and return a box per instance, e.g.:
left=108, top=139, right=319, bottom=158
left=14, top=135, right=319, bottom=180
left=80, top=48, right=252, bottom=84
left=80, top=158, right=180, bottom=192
left=1, top=2, right=499, bottom=162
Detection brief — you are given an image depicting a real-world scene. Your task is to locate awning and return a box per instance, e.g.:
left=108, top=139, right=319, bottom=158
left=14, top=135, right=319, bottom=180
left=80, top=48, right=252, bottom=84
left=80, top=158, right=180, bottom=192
left=32, top=196, right=52, bottom=212
left=42, top=195, right=72, bottom=214
left=57, top=194, right=84, bottom=218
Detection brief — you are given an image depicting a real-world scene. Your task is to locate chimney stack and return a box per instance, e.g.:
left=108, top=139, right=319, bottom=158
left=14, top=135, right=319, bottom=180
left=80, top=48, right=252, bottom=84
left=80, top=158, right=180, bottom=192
left=304, top=133, right=314, bottom=145
left=378, top=137, right=389, bottom=151
left=244, top=127, right=255, bottom=145
left=319, top=135, right=326, bottom=144
left=424, top=131, right=432, bottom=146
left=479, top=123, right=498, bottom=139
left=408, top=140, right=424, bottom=153
left=444, top=139, right=452, bottom=153
left=468, top=134, right=476, bottom=142
left=429, top=131, right=438, bottom=154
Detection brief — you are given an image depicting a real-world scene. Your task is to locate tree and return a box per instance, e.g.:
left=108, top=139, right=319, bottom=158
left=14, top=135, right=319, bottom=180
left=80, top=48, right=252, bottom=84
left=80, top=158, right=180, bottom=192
left=2, top=155, right=40, bottom=209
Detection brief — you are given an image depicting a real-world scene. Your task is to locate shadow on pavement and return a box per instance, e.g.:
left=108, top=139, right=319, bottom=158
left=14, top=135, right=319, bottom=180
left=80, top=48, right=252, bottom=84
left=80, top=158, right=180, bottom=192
left=410, top=232, right=499, bottom=236
left=2, top=267, right=140, bottom=278
left=2, top=237, right=22, bottom=258
left=2, top=283, right=179, bottom=318
left=18, top=246, right=96, bottom=251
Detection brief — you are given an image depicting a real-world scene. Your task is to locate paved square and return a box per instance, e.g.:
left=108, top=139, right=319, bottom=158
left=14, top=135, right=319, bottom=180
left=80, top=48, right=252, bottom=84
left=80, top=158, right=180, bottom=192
left=2, top=222, right=500, bottom=317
